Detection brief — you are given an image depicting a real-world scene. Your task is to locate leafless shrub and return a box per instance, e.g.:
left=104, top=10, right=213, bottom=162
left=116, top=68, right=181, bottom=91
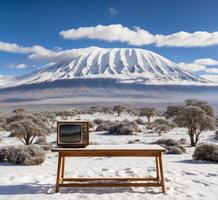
left=153, top=119, right=175, bottom=129
left=5, top=113, right=50, bottom=145
left=128, top=139, right=141, bottom=144
left=108, top=120, right=139, bottom=135
left=165, top=106, right=183, bottom=119
left=193, top=143, right=218, bottom=162
left=214, top=130, right=218, bottom=140
left=93, top=118, right=103, bottom=125
left=12, top=108, right=27, bottom=114
left=162, top=145, right=184, bottom=154
left=139, top=107, right=156, bottom=124
left=88, top=121, right=95, bottom=129
left=126, top=108, right=140, bottom=116
left=0, top=147, right=10, bottom=162
left=0, top=145, right=45, bottom=165
left=146, top=124, right=154, bottom=130
left=108, top=123, right=134, bottom=135
left=95, top=120, right=116, bottom=131
left=179, top=138, right=187, bottom=145
left=185, top=99, right=215, bottom=117
left=34, top=137, right=47, bottom=145
left=113, top=105, right=126, bottom=116
left=154, top=124, right=170, bottom=136
left=153, top=139, right=186, bottom=154
left=134, top=118, right=144, bottom=125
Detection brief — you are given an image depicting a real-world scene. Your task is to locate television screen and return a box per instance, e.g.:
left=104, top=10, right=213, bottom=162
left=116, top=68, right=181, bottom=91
left=59, top=124, right=82, bottom=143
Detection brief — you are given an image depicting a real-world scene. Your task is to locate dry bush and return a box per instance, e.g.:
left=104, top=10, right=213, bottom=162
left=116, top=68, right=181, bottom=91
left=12, top=108, right=27, bottom=114
left=126, top=108, right=140, bottom=116
left=134, top=118, right=144, bottom=125
left=154, top=139, right=186, bottom=154
left=113, top=105, right=126, bottom=116
left=35, top=137, right=47, bottom=145
left=154, top=124, right=170, bottom=136
left=108, top=123, right=134, bottom=135
left=128, top=139, right=141, bottom=144
left=214, top=130, right=218, bottom=140
left=153, top=118, right=175, bottom=129
left=165, top=106, right=183, bottom=119
left=179, top=138, right=187, bottom=145
left=95, top=120, right=116, bottom=131
left=162, top=145, right=184, bottom=154
left=0, top=145, right=45, bottom=165
left=88, top=121, right=95, bottom=129
left=55, top=110, right=78, bottom=119
left=93, top=118, right=103, bottom=125
left=108, top=120, right=139, bottom=135
left=4, top=113, right=50, bottom=145
left=139, top=107, right=156, bottom=124
left=193, top=143, right=218, bottom=162
left=146, top=124, right=154, bottom=130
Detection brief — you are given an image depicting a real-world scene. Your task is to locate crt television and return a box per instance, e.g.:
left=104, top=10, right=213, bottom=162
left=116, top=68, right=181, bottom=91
left=57, top=121, right=89, bottom=148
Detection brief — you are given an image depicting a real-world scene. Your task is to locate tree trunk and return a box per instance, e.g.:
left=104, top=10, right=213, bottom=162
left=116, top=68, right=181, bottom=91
left=189, top=128, right=196, bottom=147
left=147, top=116, right=151, bottom=124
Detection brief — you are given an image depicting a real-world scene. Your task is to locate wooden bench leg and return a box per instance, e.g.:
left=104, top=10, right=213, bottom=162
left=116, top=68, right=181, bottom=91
left=61, top=157, right=65, bottom=180
left=55, top=153, right=63, bottom=193
left=158, top=153, right=166, bottom=193
left=155, top=156, right=160, bottom=180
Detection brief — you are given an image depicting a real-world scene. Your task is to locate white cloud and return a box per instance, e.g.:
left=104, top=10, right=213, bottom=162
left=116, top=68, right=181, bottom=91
left=194, top=58, right=218, bottom=66
left=9, top=63, right=28, bottom=69
left=201, top=74, right=218, bottom=83
left=205, top=67, right=218, bottom=74
left=109, top=7, right=117, bottom=17
left=0, top=75, right=15, bottom=86
left=178, top=58, right=218, bottom=73
left=155, top=31, right=218, bottom=47
left=0, top=41, right=64, bottom=62
left=60, top=24, right=155, bottom=46
left=178, top=62, right=206, bottom=73
left=0, top=41, right=51, bottom=54
left=60, top=24, right=218, bottom=47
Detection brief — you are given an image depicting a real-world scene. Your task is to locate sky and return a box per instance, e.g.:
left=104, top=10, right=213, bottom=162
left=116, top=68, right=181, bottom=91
left=0, top=0, right=218, bottom=82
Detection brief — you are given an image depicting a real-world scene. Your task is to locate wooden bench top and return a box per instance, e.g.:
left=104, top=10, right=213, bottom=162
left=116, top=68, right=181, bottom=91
left=52, top=144, right=166, bottom=153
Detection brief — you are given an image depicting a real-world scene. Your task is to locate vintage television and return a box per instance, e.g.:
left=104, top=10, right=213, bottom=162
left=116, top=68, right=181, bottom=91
left=57, top=121, right=89, bottom=148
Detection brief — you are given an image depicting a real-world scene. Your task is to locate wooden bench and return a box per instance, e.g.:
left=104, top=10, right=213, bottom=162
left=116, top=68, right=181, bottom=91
left=52, top=144, right=166, bottom=193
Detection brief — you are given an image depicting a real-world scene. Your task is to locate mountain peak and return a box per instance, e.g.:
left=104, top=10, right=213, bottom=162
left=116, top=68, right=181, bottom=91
left=9, top=47, right=208, bottom=87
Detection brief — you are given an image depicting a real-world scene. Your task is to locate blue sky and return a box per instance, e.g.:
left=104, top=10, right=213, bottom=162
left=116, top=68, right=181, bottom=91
left=0, top=0, right=218, bottom=81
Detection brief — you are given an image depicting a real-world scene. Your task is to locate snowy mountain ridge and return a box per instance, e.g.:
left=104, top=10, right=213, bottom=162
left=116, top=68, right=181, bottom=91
left=6, top=47, right=210, bottom=87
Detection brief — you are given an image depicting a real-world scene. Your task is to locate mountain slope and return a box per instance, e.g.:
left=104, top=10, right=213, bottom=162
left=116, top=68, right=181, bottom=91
left=10, top=47, right=208, bottom=87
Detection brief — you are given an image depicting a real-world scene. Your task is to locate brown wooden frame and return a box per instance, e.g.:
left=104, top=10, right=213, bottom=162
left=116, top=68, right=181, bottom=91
left=52, top=146, right=166, bottom=193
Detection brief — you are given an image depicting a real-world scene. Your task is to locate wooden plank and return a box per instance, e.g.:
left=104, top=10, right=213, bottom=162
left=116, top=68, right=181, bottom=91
left=63, top=177, right=158, bottom=182
left=59, top=182, right=162, bottom=188
left=60, top=151, right=161, bottom=157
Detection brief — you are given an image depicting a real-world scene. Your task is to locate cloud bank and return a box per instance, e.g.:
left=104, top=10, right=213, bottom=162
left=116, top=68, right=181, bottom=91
left=60, top=24, right=218, bottom=47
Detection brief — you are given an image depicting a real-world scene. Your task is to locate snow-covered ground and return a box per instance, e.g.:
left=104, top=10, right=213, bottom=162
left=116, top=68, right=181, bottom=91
left=0, top=112, right=218, bottom=200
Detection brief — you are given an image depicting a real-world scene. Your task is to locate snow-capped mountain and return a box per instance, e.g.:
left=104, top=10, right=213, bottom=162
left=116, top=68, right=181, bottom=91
left=10, top=47, right=208, bottom=87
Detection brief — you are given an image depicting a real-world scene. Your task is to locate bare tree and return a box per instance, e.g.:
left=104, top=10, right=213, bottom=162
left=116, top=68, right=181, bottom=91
left=139, top=107, right=156, bottom=124
left=113, top=105, right=125, bottom=116
left=5, top=113, right=50, bottom=145
left=185, top=99, right=215, bottom=117
left=165, top=105, right=183, bottom=119
left=174, top=106, right=215, bottom=146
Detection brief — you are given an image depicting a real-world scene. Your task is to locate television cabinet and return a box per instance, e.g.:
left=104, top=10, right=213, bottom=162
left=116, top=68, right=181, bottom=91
left=52, top=144, right=166, bottom=193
